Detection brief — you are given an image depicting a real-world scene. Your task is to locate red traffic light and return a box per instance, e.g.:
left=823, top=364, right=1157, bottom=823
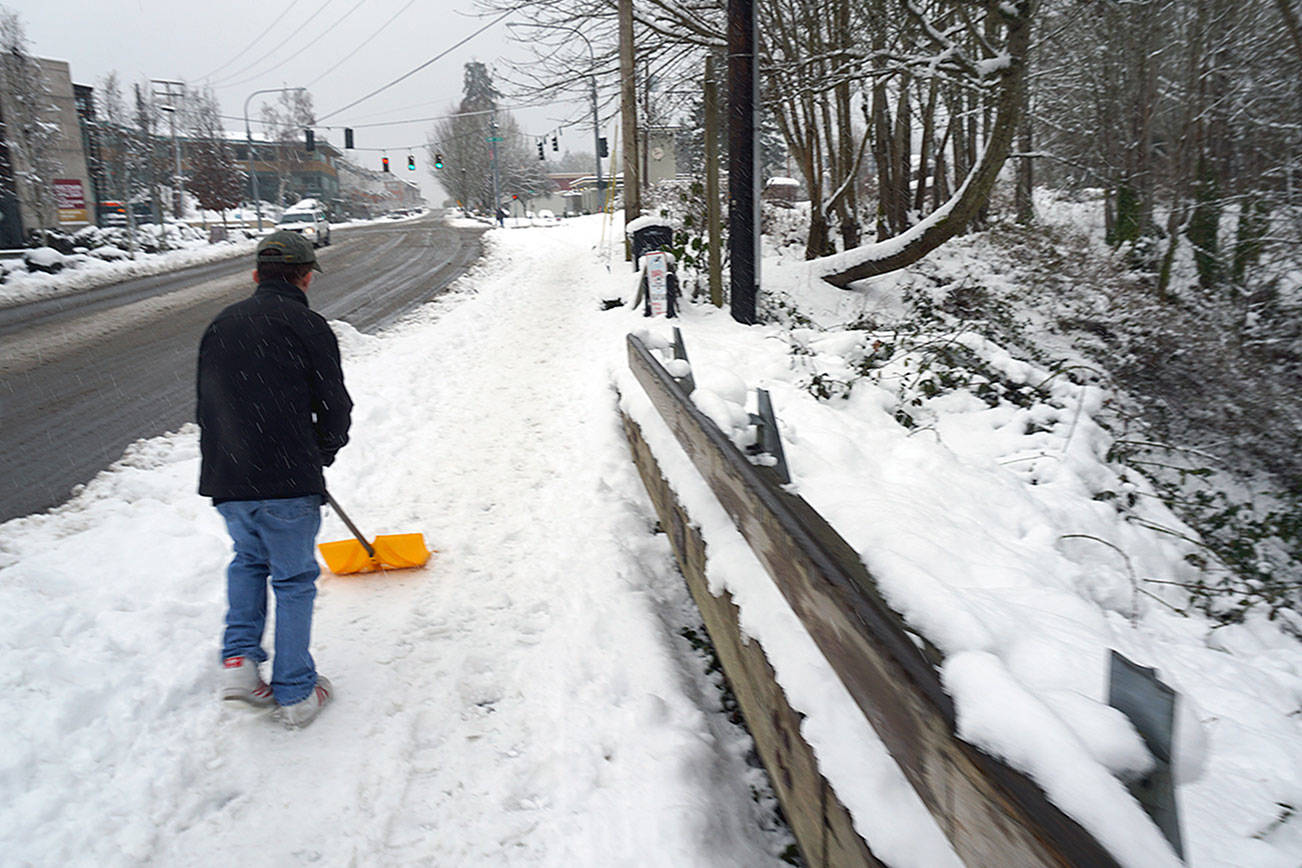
left=382, top=156, right=390, bottom=172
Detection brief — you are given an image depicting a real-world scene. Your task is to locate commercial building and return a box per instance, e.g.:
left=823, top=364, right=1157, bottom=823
left=527, top=172, right=622, bottom=217
left=230, top=134, right=343, bottom=211
left=0, top=57, right=94, bottom=247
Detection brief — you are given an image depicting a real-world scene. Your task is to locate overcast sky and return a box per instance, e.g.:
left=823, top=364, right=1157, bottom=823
left=12, top=0, right=598, bottom=203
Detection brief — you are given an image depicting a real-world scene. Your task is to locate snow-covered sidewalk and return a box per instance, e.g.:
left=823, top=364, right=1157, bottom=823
left=0, top=219, right=789, bottom=865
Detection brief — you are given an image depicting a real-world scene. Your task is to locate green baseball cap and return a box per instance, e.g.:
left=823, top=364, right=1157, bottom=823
left=256, top=230, right=323, bottom=272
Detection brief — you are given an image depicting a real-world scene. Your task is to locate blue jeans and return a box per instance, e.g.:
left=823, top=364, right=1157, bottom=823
left=216, top=495, right=322, bottom=705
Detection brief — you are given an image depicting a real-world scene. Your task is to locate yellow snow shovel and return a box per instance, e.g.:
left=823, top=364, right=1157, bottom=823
left=318, top=492, right=432, bottom=575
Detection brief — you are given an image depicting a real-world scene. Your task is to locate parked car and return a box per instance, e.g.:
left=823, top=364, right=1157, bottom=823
left=275, top=209, right=331, bottom=247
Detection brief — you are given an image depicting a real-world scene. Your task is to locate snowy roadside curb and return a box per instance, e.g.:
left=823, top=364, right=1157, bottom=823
left=0, top=212, right=443, bottom=311
left=0, top=238, right=257, bottom=310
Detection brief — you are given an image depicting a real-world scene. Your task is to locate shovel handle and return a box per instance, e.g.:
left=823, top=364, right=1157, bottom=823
left=324, top=491, right=376, bottom=558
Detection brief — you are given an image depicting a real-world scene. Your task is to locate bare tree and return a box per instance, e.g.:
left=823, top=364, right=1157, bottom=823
left=95, top=73, right=129, bottom=204
left=1032, top=0, right=1301, bottom=297
left=485, top=0, right=1039, bottom=286
left=814, top=0, right=1039, bottom=287
left=430, top=107, right=495, bottom=211
left=761, top=0, right=869, bottom=257
left=258, top=88, right=315, bottom=207
left=133, top=81, right=173, bottom=232
left=427, top=62, right=555, bottom=212
left=187, top=88, right=243, bottom=228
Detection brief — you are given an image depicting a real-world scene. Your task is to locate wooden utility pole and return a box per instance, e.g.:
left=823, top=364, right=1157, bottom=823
left=704, top=56, right=723, bottom=307
left=728, top=0, right=758, bottom=323
left=619, top=0, right=641, bottom=258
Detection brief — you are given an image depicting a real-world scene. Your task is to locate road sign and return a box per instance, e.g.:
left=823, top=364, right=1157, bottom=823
left=486, top=136, right=504, bottom=142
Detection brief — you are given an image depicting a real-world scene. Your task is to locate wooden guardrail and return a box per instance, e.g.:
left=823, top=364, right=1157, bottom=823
left=622, top=333, right=1121, bottom=868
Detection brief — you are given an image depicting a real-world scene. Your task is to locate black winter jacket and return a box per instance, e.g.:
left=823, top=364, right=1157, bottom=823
left=196, top=279, right=352, bottom=502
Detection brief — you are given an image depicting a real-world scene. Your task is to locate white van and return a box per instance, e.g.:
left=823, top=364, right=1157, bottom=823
left=275, top=210, right=331, bottom=247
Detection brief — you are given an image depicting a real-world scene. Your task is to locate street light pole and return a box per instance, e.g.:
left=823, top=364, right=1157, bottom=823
left=243, top=87, right=306, bottom=232
left=507, top=23, right=604, bottom=208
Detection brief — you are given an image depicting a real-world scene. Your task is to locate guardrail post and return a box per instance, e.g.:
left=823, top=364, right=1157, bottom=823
left=748, top=388, right=790, bottom=484
left=671, top=327, right=695, bottom=393
left=1108, top=651, right=1184, bottom=858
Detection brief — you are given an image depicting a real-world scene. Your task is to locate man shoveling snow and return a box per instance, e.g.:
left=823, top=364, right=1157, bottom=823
left=196, top=231, right=352, bottom=728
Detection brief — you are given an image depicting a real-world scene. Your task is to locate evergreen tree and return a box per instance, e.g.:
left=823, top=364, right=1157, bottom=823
left=460, top=61, right=499, bottom=113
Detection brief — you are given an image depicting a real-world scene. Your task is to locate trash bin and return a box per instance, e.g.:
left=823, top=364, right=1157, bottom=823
left=626, top=216, right=674, bottom=268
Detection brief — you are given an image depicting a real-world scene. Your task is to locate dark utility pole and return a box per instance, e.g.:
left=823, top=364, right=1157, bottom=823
left=727, top=0, right=759, bottom=323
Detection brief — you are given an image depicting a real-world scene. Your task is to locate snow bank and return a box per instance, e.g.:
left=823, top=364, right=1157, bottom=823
left=0, top=236, right=256, bottom=309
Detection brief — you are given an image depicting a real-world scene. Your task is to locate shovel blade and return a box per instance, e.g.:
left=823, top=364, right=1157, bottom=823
left=318, top=533, right=431, bottom=575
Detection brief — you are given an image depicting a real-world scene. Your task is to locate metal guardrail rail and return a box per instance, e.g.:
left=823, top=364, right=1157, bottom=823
left=624, top=332, right=1122, bottom=868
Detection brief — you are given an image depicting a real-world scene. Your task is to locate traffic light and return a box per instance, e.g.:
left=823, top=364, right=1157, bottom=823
left=407, top=154, right=415, bottom=171
left=344, top=128, right=354, bottom=149
left=305, top=128, right=314, bottom=151
left=382, top=156, right=390, bottom=173
left=552, top=136, right=558, bottom=151
left=598, top=137, right=608, bottom=157
left=434, top=152, right=443, bottom=168
left=537, top=141, right=544, bottom=160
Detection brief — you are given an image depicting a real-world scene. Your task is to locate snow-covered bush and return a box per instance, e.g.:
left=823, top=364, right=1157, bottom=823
left=88, top=245, right=130, bottom=262
left=24, top=246, right=65, bottom=274
left=762, top=186, right=1302, bottom=629
left=642, top=179, right=725, bottom=302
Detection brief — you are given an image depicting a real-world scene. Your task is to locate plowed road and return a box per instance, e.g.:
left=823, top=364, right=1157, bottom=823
left=0, top=214, right=487, bottom=522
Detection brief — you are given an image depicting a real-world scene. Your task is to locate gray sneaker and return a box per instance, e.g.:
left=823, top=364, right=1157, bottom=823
left=277, top=676, right=333, bottom=729
left=221, top=656, right=275, bottom=707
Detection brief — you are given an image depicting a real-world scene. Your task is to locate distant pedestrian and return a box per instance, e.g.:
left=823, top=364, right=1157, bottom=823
left=196, top=230, right=352, bottom=728
left=496, top=206, right=506, bottom=227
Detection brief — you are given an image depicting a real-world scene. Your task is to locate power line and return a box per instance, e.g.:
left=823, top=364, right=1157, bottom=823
left=220, top=100, right=575, bottom=142
left=304, top=0, right=420, bottom=88
left=317, top=8, right=513, bottom=122
left=194, top=0, right=302, bottom=81
left=209, top=0, right=338, bottom=88
left=217, top=0, right=369, bottom=91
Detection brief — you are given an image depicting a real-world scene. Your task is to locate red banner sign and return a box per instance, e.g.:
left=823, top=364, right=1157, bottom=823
left=54, top=179, right=88, bottom=224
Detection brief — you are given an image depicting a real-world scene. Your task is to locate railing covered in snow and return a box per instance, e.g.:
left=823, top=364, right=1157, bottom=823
left=620, top=331, right=1124, bottom=868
